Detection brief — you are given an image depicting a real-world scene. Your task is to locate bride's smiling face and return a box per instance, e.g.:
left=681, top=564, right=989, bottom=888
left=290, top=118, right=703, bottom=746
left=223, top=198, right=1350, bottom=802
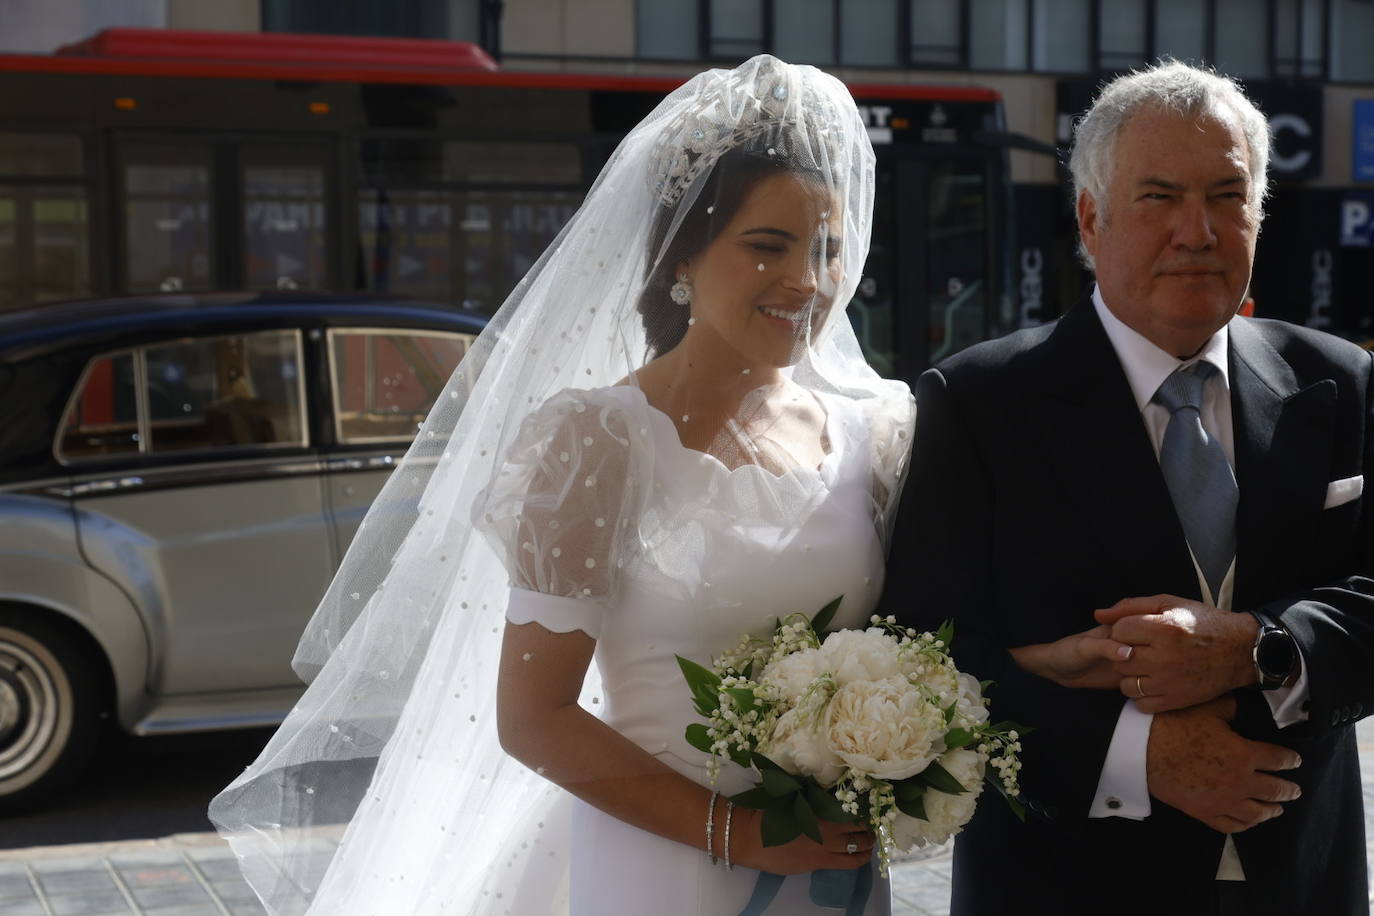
left=682, top=171, right=843, bottom=369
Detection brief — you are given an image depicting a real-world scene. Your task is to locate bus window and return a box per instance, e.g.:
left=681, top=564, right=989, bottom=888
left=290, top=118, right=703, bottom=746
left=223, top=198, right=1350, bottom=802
left=357, top=187, right=580, bottom=313
left=120, top=142, right=214, bottom=294
left=0, top=133, right=90, bottom=310
left=242, top=144, right=330, bottom=292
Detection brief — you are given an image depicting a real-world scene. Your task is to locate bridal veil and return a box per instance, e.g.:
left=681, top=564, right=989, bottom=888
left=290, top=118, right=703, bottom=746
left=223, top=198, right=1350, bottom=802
left=209, top=54, right=910, bottom=914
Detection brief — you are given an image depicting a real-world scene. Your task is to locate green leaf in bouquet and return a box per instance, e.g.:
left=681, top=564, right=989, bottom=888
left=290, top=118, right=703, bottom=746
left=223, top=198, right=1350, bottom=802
left=989, top=720, right=1032, bottom=735
left=723, top=687, right=758, bottom=713
left=805, top=783, right=856, bottom=824
left=691, top=693, right=719, bottom=717
left=750, top=751, right=786, bottom=773
left=730, top=786, right=779, bottom=810
left=979, top=679, right=994, bottom=694
left=942, top=700, right=958, bottom=725
left=894, top=787, right=928, bottom=821
left=729, top=747, right=753, bottom=768
left=944, top=727, right=975, bottom=750
left=677, top=655, right=721, bottom=689
left=793, top=792, right=823, bottom=844
left=761, top=802, right=802, bottom=847
left=920, top=759, right=968, bottom=795
left=684, top=723, right=713, bottom=754
left=761, top=767, right=802, bottom=797
left=936, top=620, right=955, bottom=648
left=810, top=595, right=844, bottom=635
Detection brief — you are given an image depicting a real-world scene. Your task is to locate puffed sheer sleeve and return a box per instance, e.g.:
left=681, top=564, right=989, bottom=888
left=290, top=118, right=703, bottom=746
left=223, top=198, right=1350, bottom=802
left=861, top=380, right=916, bottom=551
left=474, top=388, right=650, bottom=638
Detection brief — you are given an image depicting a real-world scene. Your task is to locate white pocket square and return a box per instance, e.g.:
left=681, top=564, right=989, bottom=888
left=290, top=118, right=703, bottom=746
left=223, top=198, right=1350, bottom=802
left=1325, top=475, right=1364, bottom=509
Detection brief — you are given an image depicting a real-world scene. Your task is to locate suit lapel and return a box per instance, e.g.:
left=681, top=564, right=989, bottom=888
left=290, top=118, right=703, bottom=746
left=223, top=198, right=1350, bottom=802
left=1040, top=302, right=1202, bottom=600
left=1228, top=318, right=1337, bottom=608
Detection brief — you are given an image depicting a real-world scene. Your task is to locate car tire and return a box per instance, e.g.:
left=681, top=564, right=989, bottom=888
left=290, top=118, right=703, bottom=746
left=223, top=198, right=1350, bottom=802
left=0, top=608, right=107, bottom=809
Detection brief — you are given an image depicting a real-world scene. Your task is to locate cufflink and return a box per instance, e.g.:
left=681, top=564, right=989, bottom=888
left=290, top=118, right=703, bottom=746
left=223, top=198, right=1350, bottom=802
left=1106, top=797, right=1122, bottom=810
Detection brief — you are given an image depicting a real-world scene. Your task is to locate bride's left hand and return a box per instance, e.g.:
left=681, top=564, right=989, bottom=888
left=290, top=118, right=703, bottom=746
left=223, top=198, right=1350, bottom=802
left=1009, top=624, right=1133, bottom=690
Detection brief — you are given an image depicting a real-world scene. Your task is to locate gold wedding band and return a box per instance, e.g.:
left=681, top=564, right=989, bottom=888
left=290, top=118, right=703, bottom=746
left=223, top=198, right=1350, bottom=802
left=1134, top=675, right=1146, bottom=699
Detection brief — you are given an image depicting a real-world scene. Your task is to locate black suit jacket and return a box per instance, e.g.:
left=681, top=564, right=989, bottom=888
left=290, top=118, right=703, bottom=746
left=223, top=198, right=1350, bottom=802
left=886, top=300, right=1374, bottom=916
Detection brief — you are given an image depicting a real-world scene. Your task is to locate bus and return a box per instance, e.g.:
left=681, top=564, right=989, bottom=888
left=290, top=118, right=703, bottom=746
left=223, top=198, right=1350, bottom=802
left=0, top=27, right=1026, bottom=383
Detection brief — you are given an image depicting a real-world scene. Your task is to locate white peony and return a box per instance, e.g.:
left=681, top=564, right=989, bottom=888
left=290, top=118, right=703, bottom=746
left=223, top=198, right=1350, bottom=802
left=764, top=705, right=845, bottom=785
left=817, top=628, right=904, bottom=685
left=890, top=748, right=987, bottom=850
left=759, top=647, right=826, bottom=702
left=824, top=676, right=946, bottom=781
left=955, top=672, right=989, bottom=725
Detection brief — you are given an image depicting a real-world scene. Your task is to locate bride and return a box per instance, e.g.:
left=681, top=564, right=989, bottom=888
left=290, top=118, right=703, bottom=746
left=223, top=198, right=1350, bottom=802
left=210, top=55, right=913, bottom=915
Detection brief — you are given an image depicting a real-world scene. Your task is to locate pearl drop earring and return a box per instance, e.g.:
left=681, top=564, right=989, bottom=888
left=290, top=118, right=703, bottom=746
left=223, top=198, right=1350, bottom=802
left=669, top=272, right=693, bottom=305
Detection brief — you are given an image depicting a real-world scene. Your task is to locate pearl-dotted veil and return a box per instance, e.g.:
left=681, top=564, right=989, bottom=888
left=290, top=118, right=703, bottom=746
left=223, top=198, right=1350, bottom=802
left=209, top=55, right=911, bottom=914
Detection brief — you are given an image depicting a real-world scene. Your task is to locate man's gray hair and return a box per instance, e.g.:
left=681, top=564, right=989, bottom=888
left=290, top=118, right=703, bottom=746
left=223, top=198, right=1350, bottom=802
left=1069, top=59, right=1270, bottom=269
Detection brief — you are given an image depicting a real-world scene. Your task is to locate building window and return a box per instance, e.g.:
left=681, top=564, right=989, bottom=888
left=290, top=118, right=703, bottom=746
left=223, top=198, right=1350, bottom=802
left=1330, top=0, right=1374, bottom=81
left=842, top=0, right=899, bottom=65
left=1098, top=0, right=1146, bottom=71
left=1153, top=0, right=1206, bottom=64
left=1032, top=0, right=1092, bottom=72
left=1214, top=0, right=1269, bottom=78
left=969, top=0, right=1029, bottom=70
left=709, top=0, right=765, bottom=58
left=1273, top=0, right=1326, bottom=78
left=637, top=1, right=701, bottom=59
left=262, top=0, right=479, bottom=41
left=909, top=0, right=964, bottom=67
left=776, top=0, right=836, bottom=64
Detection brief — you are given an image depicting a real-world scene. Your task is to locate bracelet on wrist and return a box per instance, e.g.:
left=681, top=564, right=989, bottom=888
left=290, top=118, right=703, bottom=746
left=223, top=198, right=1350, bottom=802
left=705, top=790, right=719, bottom=865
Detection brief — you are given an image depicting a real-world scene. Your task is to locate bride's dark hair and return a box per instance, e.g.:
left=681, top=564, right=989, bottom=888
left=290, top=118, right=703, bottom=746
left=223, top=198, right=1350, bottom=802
left=638, top=141, right=825, bottom=357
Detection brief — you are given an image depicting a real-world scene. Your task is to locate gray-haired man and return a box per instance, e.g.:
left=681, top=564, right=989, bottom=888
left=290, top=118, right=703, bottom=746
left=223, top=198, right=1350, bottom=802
left=888, top=60, right=1374, bottom=915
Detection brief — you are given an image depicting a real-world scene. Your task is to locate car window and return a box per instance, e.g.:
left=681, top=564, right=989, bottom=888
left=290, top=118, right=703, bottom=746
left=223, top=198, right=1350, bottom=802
left=58, top=351, right=140, bottom=460
left=329, top=329, right=473, bottom=443
left=143, top=330, right=306, bottom=453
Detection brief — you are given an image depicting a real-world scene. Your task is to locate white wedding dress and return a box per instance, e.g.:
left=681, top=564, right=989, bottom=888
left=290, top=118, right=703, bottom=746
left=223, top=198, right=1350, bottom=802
left=481, top=384, right=897, bottom=915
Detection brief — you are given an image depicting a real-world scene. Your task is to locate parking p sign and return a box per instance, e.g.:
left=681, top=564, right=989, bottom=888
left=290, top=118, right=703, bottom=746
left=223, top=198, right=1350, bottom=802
left=1341, top=192, right=1374, bottom=247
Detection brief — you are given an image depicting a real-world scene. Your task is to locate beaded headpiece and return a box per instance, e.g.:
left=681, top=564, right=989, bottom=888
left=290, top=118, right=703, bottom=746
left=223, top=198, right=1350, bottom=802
left=648, top=56, right=852, bottom=207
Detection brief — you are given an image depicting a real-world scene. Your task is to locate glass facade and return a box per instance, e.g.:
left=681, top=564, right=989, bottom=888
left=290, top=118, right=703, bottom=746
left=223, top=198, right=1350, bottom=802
left=631, top=0, right=1373, bottom=83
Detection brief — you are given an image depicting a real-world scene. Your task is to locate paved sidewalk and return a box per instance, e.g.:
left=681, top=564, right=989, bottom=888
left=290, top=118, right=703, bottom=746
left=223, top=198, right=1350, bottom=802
left=2, top=719, right=1371, bottom=916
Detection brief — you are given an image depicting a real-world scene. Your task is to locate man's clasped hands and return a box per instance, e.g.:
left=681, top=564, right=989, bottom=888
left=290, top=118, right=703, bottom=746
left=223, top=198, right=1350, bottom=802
left=1011, top=596, right=1303, bottom=835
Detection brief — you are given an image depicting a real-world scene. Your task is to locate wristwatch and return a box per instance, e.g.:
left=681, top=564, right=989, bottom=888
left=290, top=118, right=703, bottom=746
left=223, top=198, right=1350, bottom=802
left=1250, top=611, right=1299, bottom=690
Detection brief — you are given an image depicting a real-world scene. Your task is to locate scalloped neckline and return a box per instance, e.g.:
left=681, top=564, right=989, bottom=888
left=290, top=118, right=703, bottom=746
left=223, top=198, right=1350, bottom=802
left=610, top=383, right=839, bottom=484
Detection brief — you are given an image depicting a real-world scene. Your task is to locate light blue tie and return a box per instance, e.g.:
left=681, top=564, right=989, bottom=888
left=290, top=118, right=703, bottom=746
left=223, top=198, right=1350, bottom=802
left=1153, top=362, right=1237, bottom=601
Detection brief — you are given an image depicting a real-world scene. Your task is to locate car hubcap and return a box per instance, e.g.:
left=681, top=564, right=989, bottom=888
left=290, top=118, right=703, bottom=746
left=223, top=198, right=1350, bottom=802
left=0, top=638, right=61, bottom=782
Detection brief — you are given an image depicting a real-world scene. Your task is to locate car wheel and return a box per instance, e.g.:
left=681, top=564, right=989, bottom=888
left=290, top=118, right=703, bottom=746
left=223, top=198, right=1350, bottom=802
left=0, top=609, right=106, bottom=808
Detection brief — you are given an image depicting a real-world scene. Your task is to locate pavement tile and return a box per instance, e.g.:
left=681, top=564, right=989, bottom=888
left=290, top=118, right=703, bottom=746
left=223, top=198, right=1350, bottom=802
left=190, top=858, right=244, bottom=882
left=0, top=862, right=28, bottom=877
left=128, top=882, right=214, bottom=909
left=46, top=890, right=132, bottom=915
left=210, top=878, right=260, bottom=902
left=0, top=871, right=35, bottom=899
left=228, top=901, right=269, bottom=916
left=35, top=868, right=117, bottom=895
left=0, top=899, right=48, bottom=916
left=116, top=864, right=197, bottom=888
left=140, top=907, right=221, bottom=916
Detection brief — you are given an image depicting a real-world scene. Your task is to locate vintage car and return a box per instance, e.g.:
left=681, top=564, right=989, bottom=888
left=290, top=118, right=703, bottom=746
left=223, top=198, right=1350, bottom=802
left=0, top=293, right=486, bottom=806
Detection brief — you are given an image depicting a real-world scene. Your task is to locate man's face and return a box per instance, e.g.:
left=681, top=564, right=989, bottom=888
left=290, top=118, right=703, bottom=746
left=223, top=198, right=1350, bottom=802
left=1078, top=105, right=1260, bottom=357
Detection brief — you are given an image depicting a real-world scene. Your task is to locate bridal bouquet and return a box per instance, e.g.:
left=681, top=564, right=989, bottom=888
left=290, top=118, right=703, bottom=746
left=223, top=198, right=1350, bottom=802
left=677, top=598, right=1026, bottom=876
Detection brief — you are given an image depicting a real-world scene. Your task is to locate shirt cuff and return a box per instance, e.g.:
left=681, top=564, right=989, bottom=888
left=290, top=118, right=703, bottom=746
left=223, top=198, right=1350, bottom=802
left=1263, top=648, right=1310, bottom=728
left=1088, top=700, right=1153, bottom=819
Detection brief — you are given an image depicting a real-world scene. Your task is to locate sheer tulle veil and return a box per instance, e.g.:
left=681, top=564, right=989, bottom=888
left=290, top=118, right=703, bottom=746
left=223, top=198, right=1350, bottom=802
left=209, top=54, right=911, bottom=914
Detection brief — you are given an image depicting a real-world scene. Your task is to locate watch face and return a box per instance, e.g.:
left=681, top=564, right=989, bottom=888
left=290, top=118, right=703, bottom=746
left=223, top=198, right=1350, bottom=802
left=1257, top=628, right=1297, bottom=680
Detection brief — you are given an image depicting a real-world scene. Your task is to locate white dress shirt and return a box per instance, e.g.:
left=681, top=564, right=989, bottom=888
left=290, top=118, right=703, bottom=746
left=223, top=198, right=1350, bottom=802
left=1084, top=287, right=1310, bottom=880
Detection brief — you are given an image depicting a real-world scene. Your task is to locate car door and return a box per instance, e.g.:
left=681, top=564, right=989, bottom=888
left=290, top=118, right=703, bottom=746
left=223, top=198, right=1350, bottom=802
left=62, top=329, right=336, bottom=695
left=320, top=327, right=475, bottom=559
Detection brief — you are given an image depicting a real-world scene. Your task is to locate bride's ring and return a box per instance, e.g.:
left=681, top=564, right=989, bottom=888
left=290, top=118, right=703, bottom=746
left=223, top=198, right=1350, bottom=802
left=1134, top=675, right=1146, bottom=699
left=846, top=841, right=859, bottom=855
